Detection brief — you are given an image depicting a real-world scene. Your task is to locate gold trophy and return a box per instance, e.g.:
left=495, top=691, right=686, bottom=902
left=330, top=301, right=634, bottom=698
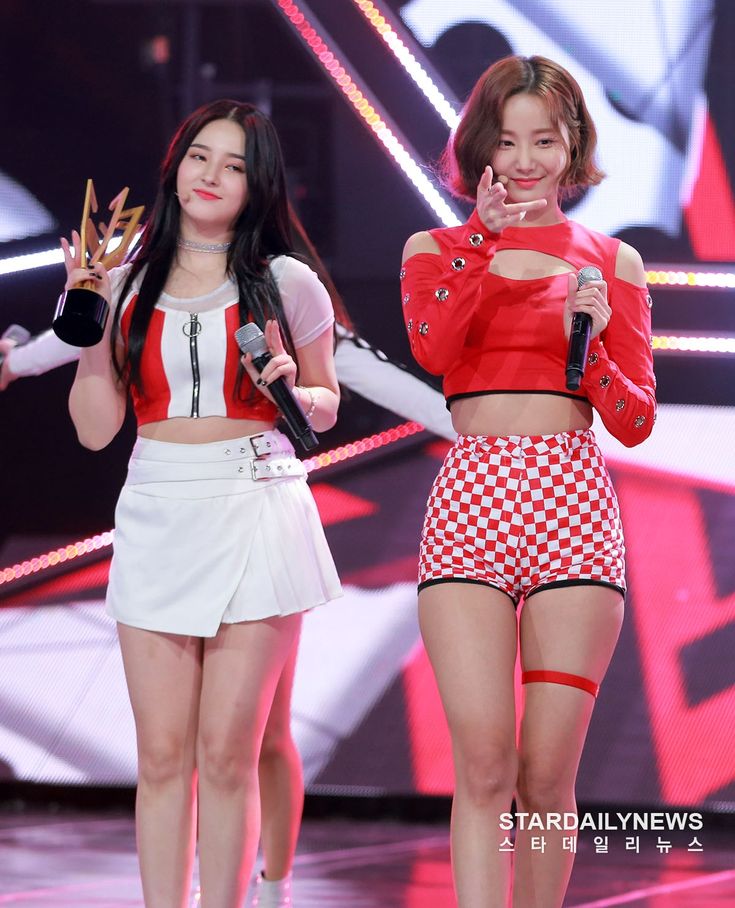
left=53, top=180, right=144, bottom=346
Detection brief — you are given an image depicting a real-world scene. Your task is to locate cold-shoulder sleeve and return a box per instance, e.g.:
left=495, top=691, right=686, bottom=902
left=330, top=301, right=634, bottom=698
left=400, top=210, right=500, bottom=375
left=581, top=277, right=656, bottom=447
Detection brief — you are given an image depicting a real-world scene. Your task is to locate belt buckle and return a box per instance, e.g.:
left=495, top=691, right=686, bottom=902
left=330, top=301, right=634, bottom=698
left=249, top=432, right=274, bottom=458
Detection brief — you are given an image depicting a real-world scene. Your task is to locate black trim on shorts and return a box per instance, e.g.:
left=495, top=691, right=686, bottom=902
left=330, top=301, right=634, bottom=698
left=445, top=389, right=590, bottom=409
left=524, top=579, right=626, bottom=601
left=417, top=576, right=519, bottom=608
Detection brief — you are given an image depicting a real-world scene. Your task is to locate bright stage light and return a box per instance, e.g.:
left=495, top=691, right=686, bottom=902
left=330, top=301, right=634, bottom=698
left=652, top=335, right=735, bottom=353
left=647, top=269, right=735, bottom=288
left=0, top=234, right=133, bottom=277
left=272, top=0, right=461, bottom=227
left=350, top=0, right=460, bottom=129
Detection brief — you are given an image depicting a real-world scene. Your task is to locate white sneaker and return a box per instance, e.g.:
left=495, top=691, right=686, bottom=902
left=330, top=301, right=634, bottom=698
left=250, top=871, right=292, bottom=907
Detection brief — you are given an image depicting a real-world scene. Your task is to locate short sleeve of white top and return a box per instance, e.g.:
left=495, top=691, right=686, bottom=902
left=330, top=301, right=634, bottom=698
left=269, top=255, right=334, bottom=347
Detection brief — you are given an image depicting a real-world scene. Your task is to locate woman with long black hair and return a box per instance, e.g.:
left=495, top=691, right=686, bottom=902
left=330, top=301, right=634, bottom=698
left=61, top=99, right=342, bottom=908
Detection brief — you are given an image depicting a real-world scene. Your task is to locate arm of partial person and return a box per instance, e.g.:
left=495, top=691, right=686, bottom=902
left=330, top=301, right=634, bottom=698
left=6, top=330, right=81, bottom=379
left=581, top=243, right=656, bottom=447
left=334, top=326, right=455, bottom=440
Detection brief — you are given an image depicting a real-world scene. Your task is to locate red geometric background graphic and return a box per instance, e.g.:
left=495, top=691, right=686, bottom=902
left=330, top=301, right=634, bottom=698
left=616, top=465, right=735, bottom=805
left=684, top=112, right=735, bottom=261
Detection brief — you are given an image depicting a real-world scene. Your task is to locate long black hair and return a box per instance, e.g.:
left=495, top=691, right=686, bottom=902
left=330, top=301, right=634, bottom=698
left=111, top=100, right=303, bottom=394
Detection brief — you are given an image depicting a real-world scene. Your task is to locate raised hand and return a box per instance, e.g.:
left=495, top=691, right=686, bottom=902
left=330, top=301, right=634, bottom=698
left=476, top=165, right=547, bottom=233
left=60, top=230, right=111, bottom=302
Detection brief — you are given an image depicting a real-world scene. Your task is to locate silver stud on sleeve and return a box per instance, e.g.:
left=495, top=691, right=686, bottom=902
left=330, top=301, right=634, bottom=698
left=399, top=268, right=406, bottom=280
left=588, top=352, right=599, bottom=366
left=451, top=257, right=466, bottom=271
left=407, top=319, right=413, bottom=331
left=418, top=321, right=429, bottom=336
left=403, top=293, right=410, bottom=305
left=599, top=375, right=611, bottom=388
left=468, top=233, right=484, bottom=247
left=615, top=399, right=625, bottom=411
left=646, top=294, right=653, bottom=309
left=634, top=415, right=646, bottom=428
left=435, top=287, right=449, bottom=301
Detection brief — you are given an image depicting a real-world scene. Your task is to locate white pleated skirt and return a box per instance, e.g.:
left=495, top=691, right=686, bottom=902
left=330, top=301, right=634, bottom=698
left=106, top=430, right=343, bottom=637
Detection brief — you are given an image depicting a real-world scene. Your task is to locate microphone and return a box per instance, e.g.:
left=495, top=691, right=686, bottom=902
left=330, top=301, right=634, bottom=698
left=234, top=322, right=318, bottom=452
left=0, top=324, right=31, bottom=370
left=565, top=266, right=602, bottom=391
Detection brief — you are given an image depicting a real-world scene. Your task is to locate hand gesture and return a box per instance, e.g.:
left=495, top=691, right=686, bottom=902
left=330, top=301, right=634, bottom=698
left=60, top=230, right=112, bottom=302
left=562, top=272, right=611, bottom=340
left=241, top=319, right=297, bottom=402
left=476, top=166, right=547, bottom=233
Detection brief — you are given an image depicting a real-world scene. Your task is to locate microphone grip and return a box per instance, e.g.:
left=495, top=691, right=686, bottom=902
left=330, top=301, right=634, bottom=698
left=251, top=352, right=319, bottom=452
left=565, top=312, right=592, bottom=391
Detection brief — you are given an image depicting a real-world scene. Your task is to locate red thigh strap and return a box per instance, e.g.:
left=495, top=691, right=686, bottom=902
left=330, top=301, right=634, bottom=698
left=522, top=670, right=599, bottom=698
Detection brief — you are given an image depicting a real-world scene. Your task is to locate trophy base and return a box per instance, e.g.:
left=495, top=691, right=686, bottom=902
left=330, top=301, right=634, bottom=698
left=53, top=287, right=109, bottom=347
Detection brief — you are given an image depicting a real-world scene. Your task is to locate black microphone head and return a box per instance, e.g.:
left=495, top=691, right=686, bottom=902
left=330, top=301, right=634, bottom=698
left=577, top=266, right=603, bottom=289
left=234, top=322, right=268, bottom=357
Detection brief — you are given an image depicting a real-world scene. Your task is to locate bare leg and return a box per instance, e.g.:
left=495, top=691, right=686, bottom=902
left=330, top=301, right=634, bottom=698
left=196, top=614, right=302, bottom=908
left=258, top=635, right=303, bottom=881
left=117, top=624, right=203, bottom=908
left=419, top=583, right=518, bottom=908
left=513, top=586, right=624, bottom=908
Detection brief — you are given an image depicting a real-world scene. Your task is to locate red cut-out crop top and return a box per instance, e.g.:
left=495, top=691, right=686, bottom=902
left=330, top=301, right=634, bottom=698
left=112, top=256, right=334, bottom=426
left=400, top=209, right=656, bottom=447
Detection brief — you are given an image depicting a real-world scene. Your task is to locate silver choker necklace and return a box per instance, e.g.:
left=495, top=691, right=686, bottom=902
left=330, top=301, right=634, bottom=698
left=177, top=237, right=231, bottom=254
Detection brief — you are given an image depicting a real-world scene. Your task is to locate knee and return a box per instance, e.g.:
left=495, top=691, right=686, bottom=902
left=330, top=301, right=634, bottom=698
left=137, top=734, right=194, bottom=787
left=454, top=743, right=517, bottom=807
left=516, top=756, right=575, bottom=813
left=198, top=732, right=257, bottom=791
left=259, top=721, right=295, bottom=766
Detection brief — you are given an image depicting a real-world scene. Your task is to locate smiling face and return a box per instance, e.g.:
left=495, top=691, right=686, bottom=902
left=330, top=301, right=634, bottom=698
left=492, top=92, right=569, bottom=211
left=175, top=118, right=248, bottom=236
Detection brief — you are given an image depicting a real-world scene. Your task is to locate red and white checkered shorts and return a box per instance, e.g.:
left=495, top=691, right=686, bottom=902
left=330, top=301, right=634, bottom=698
left=419, top=429, right=625, bottom=604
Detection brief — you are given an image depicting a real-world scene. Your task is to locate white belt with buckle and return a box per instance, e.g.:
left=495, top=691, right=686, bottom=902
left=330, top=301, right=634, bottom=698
left=249, top=456, right=306, bottom=481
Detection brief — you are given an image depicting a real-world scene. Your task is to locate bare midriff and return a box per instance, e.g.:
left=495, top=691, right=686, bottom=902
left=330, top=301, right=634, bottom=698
left=450, top=392, right=593, bottom=438
left=138, top=415, right=276, bottom=444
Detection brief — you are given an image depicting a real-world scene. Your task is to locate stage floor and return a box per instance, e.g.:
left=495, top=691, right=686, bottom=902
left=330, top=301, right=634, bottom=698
left=1, top=810, right=734, bottom=907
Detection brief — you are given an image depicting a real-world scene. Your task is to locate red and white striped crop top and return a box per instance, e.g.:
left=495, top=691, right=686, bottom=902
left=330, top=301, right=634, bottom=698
left=112, top=256, right=334, bottom=426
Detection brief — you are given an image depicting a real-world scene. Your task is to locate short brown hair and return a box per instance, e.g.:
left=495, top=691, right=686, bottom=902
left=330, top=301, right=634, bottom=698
left=440, top=55, right=604, bottom=201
